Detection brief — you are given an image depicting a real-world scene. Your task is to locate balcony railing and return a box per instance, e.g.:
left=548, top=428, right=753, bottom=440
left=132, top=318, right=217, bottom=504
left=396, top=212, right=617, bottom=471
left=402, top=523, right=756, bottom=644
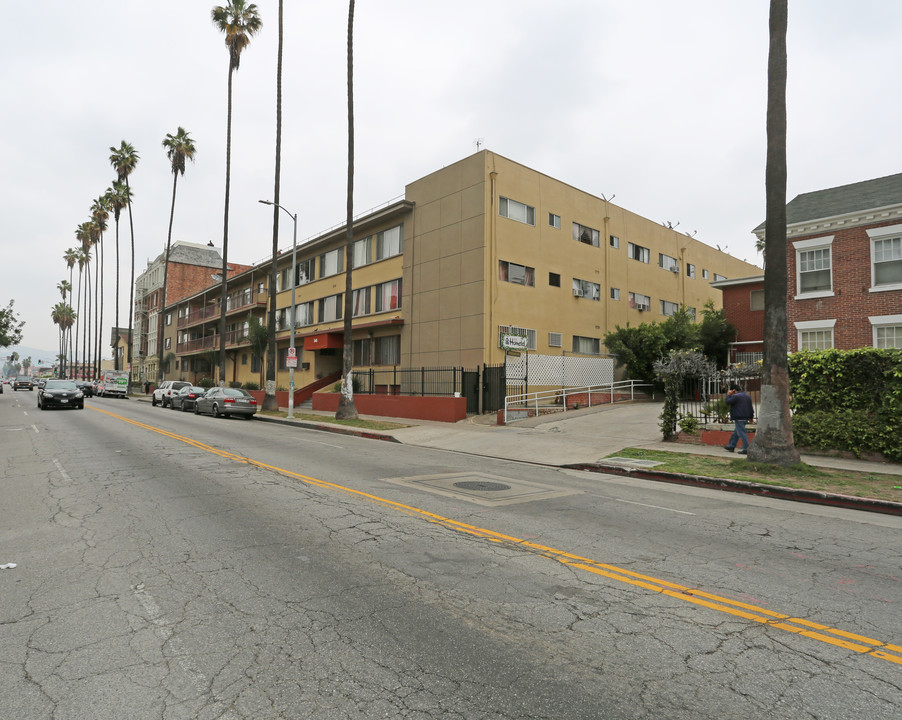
left=176, top=329, right=250, bottom=355
left=177, top=292, right=267, bottom=328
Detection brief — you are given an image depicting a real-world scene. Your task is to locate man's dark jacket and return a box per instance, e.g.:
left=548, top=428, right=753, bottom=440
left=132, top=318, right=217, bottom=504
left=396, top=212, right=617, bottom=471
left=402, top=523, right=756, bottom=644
left=726, top=391, right=754, bottom=421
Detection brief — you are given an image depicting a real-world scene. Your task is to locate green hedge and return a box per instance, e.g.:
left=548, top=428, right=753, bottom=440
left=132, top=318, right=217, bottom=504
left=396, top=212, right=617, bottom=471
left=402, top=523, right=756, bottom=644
left=788, top=348, right=902, bottom=460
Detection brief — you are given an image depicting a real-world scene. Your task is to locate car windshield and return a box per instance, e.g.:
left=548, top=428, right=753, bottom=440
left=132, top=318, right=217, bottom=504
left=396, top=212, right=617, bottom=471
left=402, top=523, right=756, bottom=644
left=46, top=380, right=77, bottom=390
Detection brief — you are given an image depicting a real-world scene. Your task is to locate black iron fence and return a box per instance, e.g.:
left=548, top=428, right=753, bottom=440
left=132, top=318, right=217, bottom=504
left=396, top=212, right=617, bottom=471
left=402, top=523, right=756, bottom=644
left=357, top=366, right=466, bottom=397
left=679, top=375, right=761, bottom=423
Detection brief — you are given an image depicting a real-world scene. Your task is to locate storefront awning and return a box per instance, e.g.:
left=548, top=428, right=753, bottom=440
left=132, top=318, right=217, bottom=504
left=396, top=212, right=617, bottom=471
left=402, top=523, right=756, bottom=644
left=304, top=332, right=344, bottom=350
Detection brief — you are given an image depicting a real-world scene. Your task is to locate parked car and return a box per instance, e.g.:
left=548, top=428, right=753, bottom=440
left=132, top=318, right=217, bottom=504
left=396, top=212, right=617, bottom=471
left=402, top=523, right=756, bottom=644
left=194, top=387, right=258, bottom=419
left=151, top=380, right=191, bottom=408
left=75, top=380, right=94, bottom=397
left=37, top=379, right=84, bottom=410
left=170, top=385, right=207, bottom=412
left=13, top=376, right=33, bottom=391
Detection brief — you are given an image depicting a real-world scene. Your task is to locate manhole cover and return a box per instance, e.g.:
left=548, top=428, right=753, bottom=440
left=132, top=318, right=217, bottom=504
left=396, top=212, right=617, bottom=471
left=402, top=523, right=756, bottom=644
left=453, top=480, right=511, bottom=492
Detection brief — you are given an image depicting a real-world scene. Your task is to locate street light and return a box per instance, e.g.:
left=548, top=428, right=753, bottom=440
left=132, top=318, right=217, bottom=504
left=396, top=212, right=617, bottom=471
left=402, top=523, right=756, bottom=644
left=259, top=199, right=298, bottom=419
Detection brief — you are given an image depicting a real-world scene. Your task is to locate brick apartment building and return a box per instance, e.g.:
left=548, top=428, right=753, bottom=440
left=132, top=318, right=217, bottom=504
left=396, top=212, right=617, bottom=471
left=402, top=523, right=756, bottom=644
left=716, top=172, right=902, bottom=359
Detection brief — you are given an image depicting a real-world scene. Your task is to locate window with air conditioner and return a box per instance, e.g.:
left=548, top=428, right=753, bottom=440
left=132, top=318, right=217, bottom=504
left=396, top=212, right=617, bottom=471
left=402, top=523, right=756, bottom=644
left=628, top=292, right=651, bottom=310
left=659, top=253, right=679, bottom=272
left=572, top=278, right=600, bottom=300
left=548, top=332, right=562, bottom=348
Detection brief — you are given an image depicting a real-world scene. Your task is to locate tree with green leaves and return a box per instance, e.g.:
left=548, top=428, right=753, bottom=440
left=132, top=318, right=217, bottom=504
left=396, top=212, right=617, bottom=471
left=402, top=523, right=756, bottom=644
left=697, top=299, right=737, bottom=367
left=51, top=302, right=75, bottom=377
left=107, top=181, right=130, bottom=370
left=158, top=127, right=197, bottom=386
left=110, top=141, right=140, bottom=377
left=0, top=300, right=24, bottom=349
left=747, top=0, right=800, bottom=466
left=337, top=0, right=359, bottom=420
left=263, top=0, right=284, bottom=412
left=63, top=248, right=78, bottom=373
left=211, top=0, right=262, bottom=386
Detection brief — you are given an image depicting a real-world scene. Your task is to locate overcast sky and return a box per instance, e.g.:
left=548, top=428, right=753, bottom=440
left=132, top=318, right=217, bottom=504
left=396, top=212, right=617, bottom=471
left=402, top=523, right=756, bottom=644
left=2, top=0, right=901, bottom=357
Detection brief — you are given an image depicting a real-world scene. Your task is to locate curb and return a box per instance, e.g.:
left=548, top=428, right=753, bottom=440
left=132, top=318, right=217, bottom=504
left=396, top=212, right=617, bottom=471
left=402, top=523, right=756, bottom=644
left=562, top=462, right=902, bottom=517
left=253, top=413, right=402, bottom=443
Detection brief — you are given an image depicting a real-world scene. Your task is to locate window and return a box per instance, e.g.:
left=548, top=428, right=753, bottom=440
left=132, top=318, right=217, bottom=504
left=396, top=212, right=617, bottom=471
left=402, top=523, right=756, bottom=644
left=713, top=273, right=727, bottom=282
left=793, top=236, right=833, bottom=297
left=256, top=281, right=265, bottom=295
left=164, top=337, right=171, bottom=350
left=658, top=253, right=679, bottom=272
left=353, top=338, right=373, bottom=365
left=548, top=272, right=561, bottom=287
left=295, top=301, right=314, bottom=327
left=319, top=248, right=344, bottom=278
left=276, top=307, right=288, bottom=330
left=353, top=237, right=372, bottom=268
left=610, top=287, right=620, bottom=301
left=497, top=325, right=537, bottom=351
left=499, top=197, right=535, bottom=226
left=573, top=222, right=600, bottom=247
left=572, top=278, right=600, bottom=300
left=548, top=332, right=562, bottom=348
left=549, top=213, right=560, bottom=229
left=610, top=235, right=620, bottom=249
left=241, top=354, right=248, bottom=365
left=750, top=290, right=765, bottom=311
left=628, top=242, right=650, bottom=263
left=375, top=279, right=402, bottom=312
left=795, top=319, right=835, bottom=351
left=498, top=260, right=535, bottom=286
left=660, top=300, right=679, bottom=316
left=375, top=336, right=401, bottom=365
left=687, top=307, right=697, bottom=321
left=572, top=336, right=600, bottom=355
left=318, top=293, right=343, bottom=322
left=279, top=266, right=291, bottom=292
left=165, top=312, right=172, bottom=326
left=352, top=287, right=370, bottom=317
left=278, top=346, right=292, bottom=370
left=251, top=355, right=261, bottom=373
left=869, top=314, right=902, bottom=348
left=375, top=225, right=403, bottom=260
left=702, top=269, right=709, bottom=279
left=296, top=258, right=315, bottom=286
left=868, top=225, right=902, bottom=289
left=628, top=292, right=651, bottom=310
left=686, top=263, right=696, bottom=279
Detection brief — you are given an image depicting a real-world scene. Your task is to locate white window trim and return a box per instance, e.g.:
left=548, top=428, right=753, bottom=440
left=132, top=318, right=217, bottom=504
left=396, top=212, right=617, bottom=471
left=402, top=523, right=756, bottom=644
left=794, top=318, right=836, bottom=351
left=868, top=313, right=902, bottom=347
left=793, top=235, right=834, bottom=300
left=867, top=224, right=902, bottom=293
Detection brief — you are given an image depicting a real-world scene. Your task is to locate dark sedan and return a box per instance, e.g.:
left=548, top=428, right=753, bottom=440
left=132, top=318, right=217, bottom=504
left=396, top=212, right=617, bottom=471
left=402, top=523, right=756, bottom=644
left=37, top=379, right=85, bottom=410
left=194, top=387, right=258, bottom=419
left=75, top=380, right=94, bottom=397
left=13, top=376, right=33, bottom=391
left=170, top=385, right=207, bottom=412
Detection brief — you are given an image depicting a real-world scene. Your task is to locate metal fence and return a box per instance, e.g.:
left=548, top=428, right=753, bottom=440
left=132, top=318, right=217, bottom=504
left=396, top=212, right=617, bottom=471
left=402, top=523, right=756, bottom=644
left=356, top=366, right=466, bottom=397
left=678, top=375, right=761, bottom=423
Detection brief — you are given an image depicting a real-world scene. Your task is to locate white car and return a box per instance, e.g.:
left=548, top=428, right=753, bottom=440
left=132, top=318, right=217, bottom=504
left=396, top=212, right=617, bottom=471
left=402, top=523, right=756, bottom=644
left=151, top=380, right=192, bottom=408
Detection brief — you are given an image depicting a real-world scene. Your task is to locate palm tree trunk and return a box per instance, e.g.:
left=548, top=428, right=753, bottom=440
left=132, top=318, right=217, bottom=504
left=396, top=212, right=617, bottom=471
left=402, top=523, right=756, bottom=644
left=126, top=181, right=136, bottom=385
left=746, top=0, right=799, bottom=466
left=83, top=260, right=91, bottom=381
left=114, top=219, right=120, bottom=371
left=159, top=172, right=179, bottom=385
left=219, top=65, right=234, bottom=388
left=75, top=265, right=82, bottom=379
left=337, top=0, right=359, bottom=420
left=263, top=0, right=284, bottom=412
left=98, top=235, right=104, bottom=377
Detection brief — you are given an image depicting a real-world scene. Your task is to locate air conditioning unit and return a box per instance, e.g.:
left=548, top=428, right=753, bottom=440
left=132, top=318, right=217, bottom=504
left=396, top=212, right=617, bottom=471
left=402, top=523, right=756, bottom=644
left=636, top=303, right=649, bottom=312
left=572, top=288, right=584, bottom=297
left=670, top=265, right=679, bottom=273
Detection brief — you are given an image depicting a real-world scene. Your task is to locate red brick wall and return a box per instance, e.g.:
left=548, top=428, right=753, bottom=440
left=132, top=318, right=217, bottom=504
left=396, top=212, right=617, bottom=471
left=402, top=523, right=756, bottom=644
left=722, top=280, right=765, bottom=344
left=786, top=221, right=902, bottom=351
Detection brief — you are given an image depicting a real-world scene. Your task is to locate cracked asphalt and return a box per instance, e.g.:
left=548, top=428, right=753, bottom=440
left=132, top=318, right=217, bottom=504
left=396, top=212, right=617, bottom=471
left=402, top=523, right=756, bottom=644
left=2, top=391, right=901, bottom=719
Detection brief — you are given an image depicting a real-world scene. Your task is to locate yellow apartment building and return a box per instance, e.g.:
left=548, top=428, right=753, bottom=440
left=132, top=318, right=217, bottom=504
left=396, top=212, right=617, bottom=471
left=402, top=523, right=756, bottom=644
left=161, top=151, right=761, bottom=389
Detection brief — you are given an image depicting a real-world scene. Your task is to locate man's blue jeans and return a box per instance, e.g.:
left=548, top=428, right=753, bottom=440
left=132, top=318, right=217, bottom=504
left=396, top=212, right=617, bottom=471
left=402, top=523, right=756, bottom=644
left=728, top=420, right=749, bottom=451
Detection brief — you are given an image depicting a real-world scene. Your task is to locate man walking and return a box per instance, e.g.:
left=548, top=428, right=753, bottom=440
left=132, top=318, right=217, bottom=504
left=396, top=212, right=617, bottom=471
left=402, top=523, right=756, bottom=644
left=724, top=384, right=754, bottom=455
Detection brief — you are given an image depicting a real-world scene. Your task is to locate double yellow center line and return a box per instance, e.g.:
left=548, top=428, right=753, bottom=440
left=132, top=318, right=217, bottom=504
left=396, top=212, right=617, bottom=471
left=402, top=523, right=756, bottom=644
left=90, top=406, right=902, bottom=667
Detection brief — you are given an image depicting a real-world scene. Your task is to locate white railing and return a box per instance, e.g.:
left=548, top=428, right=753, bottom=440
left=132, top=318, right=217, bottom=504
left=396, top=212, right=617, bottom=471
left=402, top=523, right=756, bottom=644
left=503, top=380, right=652, bottom=424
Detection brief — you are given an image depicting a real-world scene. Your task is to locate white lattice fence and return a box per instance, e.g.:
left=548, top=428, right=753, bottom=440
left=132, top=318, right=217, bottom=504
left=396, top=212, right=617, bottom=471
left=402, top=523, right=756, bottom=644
left=506, top=354, right=614, bottom=388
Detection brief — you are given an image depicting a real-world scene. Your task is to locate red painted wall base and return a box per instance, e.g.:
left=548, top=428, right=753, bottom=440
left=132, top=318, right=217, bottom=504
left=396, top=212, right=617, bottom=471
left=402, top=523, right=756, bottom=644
left=313, top=392, right=467, bottom=423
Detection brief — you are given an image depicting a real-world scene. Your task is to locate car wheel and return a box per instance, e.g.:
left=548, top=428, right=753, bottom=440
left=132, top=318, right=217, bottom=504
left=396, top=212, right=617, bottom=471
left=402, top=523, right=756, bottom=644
left=212, top=404, right=220, bottom=418
left=223, top=413, right=230, bottom=419
left=78, top=403, right=84, bottom=409
left=151, top=395, right=158, bottom=406
left=194, top=403, right=200, bottom=415
left=39, top=401, right=44, bottom=410
left=181, top=402, right=189, bottom=412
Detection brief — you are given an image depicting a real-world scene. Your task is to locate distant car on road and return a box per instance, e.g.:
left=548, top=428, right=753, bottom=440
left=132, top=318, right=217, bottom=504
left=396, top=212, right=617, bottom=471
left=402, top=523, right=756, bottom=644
left=170, top=385, right=207, bottom=412
left=37, top=379, right=84, bottom=410
left=152, top=380, right=191, bottom=408
left=13, top=376, right=33, bottom=391
left=194, top=387, right=258, bottom=419
left=75, top=380, right=94, bottom=397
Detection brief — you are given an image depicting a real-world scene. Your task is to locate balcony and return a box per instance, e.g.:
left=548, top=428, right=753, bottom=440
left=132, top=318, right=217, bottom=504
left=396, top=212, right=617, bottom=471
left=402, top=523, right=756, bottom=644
left=176, top=329, right=251, bottom=356
left=178, top=291, right=267, bottom=329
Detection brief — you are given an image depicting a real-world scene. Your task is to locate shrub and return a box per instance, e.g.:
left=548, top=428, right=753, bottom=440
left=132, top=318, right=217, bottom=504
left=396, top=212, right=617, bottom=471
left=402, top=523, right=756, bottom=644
left=198, top=377, right=214, bottom=388
left=332, top=377, right=362, bottom=394
left=228, top=381, right=243, bottom=389
left=678, top=414, right=699, bottom=435
left=243, top=380, right=260, bottom=391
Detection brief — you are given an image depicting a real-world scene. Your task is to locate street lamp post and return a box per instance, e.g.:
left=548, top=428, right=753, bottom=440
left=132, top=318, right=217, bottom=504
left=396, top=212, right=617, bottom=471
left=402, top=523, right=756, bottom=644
left=259, top=200, right=298, bottom=418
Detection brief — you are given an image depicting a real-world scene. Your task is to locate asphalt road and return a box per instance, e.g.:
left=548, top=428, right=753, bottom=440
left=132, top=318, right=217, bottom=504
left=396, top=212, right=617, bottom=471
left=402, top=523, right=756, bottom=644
left=2, top=389, right=901, bottom=719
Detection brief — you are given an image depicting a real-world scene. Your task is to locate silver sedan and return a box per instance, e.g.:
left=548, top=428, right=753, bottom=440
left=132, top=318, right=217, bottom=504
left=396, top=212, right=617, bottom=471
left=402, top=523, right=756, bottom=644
left=194, top=387, right=259, bottom=419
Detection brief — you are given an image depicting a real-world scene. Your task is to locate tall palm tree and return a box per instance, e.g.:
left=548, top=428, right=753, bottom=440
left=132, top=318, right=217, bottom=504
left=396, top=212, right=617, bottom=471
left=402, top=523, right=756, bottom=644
left=110, top=141, right=140, bottom=381
left=76, top=223, right=94, bottom=380
left=211, top=0, right=262, bottom=386
left=336, top=0, right=358, bottom=420
left=56, top=281, right=72, bottom=377
left=91, top=195, right=110, bottom=378
left=51, top=302, right=75, bottom=378
left=63, top=249, right=78, bottom=376
left=747, top=0, right=799, bottom=466
left=107, top=181, right=130, bottom=369
left=86, top=217, right=101, bottom=379
left=263, top=0, right=283, bottom=412
left=158, top=127, right=197, bottom=386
